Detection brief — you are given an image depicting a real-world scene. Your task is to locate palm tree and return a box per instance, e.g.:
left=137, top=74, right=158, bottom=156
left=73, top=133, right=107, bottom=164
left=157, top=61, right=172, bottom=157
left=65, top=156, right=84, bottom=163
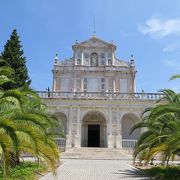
left=130, top=89, right=180, bottom=165
left=170, top=74, right=180, bottom=80
left=0, top=61, right=16, bottom=178
left=0, top=59, right=63, bottom=178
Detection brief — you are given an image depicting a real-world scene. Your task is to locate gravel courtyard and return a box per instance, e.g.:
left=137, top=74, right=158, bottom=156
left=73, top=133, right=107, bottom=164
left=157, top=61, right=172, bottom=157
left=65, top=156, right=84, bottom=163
left=40, top=159, right=150, bottom=180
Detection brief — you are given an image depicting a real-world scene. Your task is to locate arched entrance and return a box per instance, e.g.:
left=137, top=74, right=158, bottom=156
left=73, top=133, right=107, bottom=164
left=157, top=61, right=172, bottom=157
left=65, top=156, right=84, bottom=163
left=53, top=112, right=68, bottom=136
left=81, top=111, right=107, bottom=147
left=121, top=113, right=141, bottom=147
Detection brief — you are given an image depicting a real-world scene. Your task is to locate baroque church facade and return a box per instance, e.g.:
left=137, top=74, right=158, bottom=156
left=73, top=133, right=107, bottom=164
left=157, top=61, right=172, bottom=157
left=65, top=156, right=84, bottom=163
left=39, top=35, right=162, bottom=148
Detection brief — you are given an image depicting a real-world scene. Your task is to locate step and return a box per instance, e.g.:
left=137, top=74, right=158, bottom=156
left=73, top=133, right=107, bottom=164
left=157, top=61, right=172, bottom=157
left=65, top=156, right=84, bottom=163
left=65, top=147, right=133, bottom=152
left=61, top=147, right=133, bottom=160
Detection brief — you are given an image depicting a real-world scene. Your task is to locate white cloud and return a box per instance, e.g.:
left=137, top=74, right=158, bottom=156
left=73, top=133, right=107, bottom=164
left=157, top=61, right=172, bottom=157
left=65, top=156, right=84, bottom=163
left=164, top=59, right=180, bottom=71
left=138, top=17, right=180, bottom=38
left=163, top=43, right=180, bottom=52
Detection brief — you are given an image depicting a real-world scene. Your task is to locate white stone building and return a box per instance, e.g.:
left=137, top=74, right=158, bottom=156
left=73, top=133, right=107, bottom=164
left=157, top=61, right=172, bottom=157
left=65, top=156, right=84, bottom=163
left=39, top=35, right=163, bottom=148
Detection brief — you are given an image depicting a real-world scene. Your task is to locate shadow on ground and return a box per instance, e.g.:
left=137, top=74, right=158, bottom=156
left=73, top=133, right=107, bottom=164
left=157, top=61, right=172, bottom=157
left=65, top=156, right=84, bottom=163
left=114, top=168, right=151, bottom=179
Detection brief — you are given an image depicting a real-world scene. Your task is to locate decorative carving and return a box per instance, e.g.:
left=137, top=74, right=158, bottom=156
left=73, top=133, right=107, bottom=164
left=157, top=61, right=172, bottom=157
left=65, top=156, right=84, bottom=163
left=90, top=52, right=98, bottom=66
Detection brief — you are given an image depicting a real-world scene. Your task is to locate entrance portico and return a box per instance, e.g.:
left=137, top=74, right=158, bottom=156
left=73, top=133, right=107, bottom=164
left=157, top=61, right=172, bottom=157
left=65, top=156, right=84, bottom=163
left=81, top=111, right=107, bottom=147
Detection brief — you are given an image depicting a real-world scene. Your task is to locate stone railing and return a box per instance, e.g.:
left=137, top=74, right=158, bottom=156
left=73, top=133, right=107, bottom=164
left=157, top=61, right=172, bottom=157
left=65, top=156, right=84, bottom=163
left=37, top=91, right=164, bottom=101
left=55, top=138, right=66, bottom=152
left=122, top=139, right=137, bottom=148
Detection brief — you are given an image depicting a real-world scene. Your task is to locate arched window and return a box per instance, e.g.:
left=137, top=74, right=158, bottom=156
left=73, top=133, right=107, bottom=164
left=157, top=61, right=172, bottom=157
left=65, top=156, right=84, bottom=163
left=90, top=52, right=98, bottom=66
left=108, top=59, right=112, bottom=65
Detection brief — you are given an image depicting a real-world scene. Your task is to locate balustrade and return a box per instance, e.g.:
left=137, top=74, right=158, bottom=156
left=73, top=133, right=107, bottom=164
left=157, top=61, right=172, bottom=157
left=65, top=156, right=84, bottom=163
left=37, top=91, right=164, bottom=100
left=55, top=138, right=66, bottom=152
left=122, top=139, right=137, bottom=148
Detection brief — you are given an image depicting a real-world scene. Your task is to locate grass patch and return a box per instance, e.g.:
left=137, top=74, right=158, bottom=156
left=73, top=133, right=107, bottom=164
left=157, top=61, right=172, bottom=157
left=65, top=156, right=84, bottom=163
left=142, top=165, right=180, bottom=180
left=0, top=161, right=47, bottom=180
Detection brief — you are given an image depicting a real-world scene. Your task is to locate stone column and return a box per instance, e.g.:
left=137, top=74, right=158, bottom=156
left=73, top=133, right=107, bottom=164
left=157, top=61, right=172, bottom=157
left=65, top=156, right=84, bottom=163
left=52, top=77, right=56, bottom=91
left=113, top=78, right=116, bottom=93
left=74, top=107, right=81, bottom=147
left=112, top=111, right=118, bottom=148
left=81, top=51, right=84, bottom=65
left=81, top=78, right=84, bottom=92
left=107, top=108, right=113, bottom=148
left=112, top=52, right=115, bottom=66
left=130, top=69, right=136, bottom=93
left=106, top=52, right=108, bottom=66
left=132, top=72, right=136, bottom=93
left=105, top=76, right=108, bottom=92
left=116, top=113, right=122, bottom=148
left=66, top=107, right=73, bottom=148
left=73, top=73, right=76, bottom=92
left=75, top=52, right=77, bottom=65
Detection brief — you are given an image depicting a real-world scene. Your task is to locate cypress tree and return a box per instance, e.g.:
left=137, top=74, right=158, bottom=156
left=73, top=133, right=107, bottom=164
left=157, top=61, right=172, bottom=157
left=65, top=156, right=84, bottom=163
left=1, top=29, right=31, bottom=89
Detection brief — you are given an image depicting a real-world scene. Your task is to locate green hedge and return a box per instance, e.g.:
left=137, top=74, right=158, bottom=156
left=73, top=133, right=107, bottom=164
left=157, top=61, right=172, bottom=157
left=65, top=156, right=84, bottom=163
left=0, top=162, right=47, bottom=180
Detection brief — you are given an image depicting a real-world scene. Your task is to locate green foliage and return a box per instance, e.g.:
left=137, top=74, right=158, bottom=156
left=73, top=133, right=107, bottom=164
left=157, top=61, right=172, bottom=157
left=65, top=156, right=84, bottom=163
left=0, top=60, right=63, bottom=178
left=0, top=162, right=47, bottom=180
left=143, top=166, right=180, bottom=180
left=170, top=74, right=180, bottom=80
left=131, top=89, right=180, bottom=165
left=1, top=29, right=31, bottom=89
left=0, top=59, right=15, bottom=88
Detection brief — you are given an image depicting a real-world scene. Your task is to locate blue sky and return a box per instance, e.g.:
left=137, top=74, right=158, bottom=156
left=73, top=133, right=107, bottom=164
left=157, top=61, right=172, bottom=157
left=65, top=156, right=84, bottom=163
left=0, top=0, right=180, bottom=92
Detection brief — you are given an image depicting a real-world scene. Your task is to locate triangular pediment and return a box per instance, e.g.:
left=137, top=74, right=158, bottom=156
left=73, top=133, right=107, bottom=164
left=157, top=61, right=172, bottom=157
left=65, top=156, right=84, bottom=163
left=73, top=36, right=116, bottom=49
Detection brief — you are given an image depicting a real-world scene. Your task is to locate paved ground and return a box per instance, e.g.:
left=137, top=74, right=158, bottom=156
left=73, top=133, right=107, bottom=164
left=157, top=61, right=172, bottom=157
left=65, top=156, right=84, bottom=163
left=40, top=159, right=150, bottom=180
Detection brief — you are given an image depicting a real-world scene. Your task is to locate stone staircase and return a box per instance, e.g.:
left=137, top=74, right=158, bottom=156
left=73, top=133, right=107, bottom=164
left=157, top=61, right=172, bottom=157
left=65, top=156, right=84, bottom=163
left=61, top=147, right=133, bottom=160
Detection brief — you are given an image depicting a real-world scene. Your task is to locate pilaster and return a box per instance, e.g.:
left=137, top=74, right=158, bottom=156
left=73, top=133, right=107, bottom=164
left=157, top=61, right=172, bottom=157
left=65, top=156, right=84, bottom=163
left=81, top=51, right=84, bottom=65
left=74, top=107, right=81, bottom=147
left=116, top=113, right=122, bottom=148
left=107, top=108, right=113, bottom=148
left=66, top=107, right=73, bottom=147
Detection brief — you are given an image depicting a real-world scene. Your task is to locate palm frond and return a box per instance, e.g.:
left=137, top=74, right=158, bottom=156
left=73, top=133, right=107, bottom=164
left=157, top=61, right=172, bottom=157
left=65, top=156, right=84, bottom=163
left=170, top=74, right=180, bottom=80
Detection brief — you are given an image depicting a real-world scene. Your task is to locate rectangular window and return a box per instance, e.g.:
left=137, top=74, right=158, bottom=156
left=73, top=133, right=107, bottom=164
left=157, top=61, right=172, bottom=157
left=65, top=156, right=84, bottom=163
left=101, top=78, right=105, bottom=92
left=101, top=84, right=105, bottom=90
left=108, top=52, right=112, bottom=58
left=84, top=53, right=89, bottom=59
left=77, top=52, right=81, bottom=58
left=87, top=78, right=99, bottom=92
left=76, top=79, right=81, bottom=91
left=108, top=78, right=113, bottom=91
left=100, top=53, right=105, bottom=58
left=84, top=78, right=87, bottom=92
left=119, top=79, right=128, bottom=93
left=61, top=78, right=70, bottom=91
left=101, top=59, right=105, bottom=65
